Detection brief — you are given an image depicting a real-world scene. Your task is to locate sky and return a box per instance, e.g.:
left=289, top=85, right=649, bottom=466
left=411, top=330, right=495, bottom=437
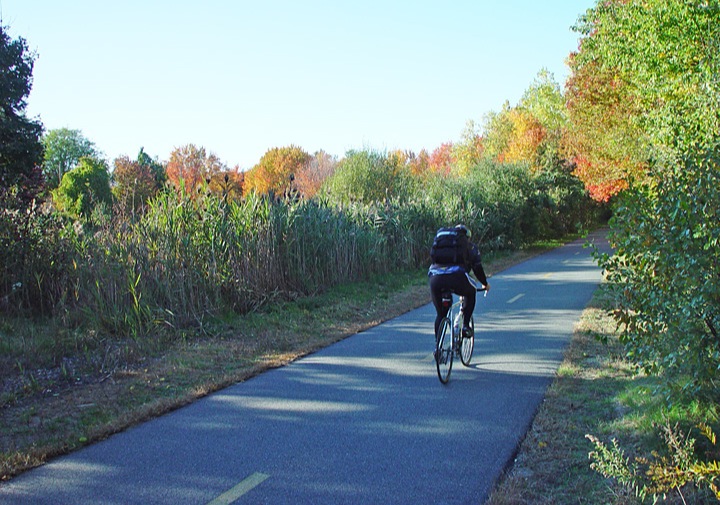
left=3, top=1, right=596, bottom=170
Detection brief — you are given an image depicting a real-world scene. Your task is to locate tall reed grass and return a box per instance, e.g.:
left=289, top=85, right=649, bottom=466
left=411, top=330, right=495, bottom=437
left=2, top=156, right=602, bottom=344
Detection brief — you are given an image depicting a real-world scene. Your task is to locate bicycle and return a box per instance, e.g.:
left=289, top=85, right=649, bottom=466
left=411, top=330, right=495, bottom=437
left=435, top=283, right=487, bottom=384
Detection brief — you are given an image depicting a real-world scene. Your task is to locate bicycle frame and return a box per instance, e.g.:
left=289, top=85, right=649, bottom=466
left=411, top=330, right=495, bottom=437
left=435, top=281, right=486, bottom=384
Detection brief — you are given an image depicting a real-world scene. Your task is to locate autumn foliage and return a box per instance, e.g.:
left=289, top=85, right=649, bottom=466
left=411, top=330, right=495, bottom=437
left=112, top=155, right=159, bottom=214
left=243, top=145, right=310, bottom=197
left=293, top=150, right=337, bottom=199
left=563, top=56, right=643, bottom=201
left=165, top=144, right=225, bottom=197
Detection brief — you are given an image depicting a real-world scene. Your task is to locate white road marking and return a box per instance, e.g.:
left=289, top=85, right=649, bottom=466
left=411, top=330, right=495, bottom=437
left=207, top=472, right=270, bottom=505
left=507, top=294, right=525, bottom=304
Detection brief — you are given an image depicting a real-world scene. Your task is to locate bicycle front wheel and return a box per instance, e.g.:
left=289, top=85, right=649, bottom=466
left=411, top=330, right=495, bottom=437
left=435, top=317, right=453, bottom=384
left=460, top=315, right=475, bottom=366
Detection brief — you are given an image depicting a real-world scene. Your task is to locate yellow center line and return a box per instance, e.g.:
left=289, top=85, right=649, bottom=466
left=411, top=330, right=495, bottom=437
left=207, top=472, right=270, bottom=505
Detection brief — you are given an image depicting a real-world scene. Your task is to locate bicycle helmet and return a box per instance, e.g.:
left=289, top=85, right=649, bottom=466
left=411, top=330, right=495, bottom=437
left=454, top=224, right=471, bottom=238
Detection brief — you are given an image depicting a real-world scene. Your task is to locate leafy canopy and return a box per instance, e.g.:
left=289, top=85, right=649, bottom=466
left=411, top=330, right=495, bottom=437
left=0, top=25, right=43, bottom=190
left=321, top=149, right=413, bottom=205
left=243, top=145, right=310, bottom=197
left=566, top=0, right=720, bottom=200
left=166, top=144, right=225, bottom=198
left=42, top=128, right=99, bottom=189
left=53, top=157, right=112, bottom=219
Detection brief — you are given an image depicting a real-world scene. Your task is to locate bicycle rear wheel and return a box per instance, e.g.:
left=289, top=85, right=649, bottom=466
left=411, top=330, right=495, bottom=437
left=435, top=317, right=453, bottom=384
left=460, top=316, right=475, bottom=366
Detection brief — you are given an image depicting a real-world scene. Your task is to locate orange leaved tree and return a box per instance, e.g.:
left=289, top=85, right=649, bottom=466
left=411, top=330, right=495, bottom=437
left=243, top=145, right=310, bottom=198
left=166, top=144, right=225, bottom=198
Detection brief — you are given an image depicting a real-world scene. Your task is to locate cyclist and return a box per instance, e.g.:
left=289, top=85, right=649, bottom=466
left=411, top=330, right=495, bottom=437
left=428, top=224, right=490, bottom=338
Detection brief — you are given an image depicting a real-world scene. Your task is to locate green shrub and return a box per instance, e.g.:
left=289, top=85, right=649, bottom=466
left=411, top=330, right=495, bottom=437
left=0, top=188, right=77, bottom=315
left=52, top=157, right=112, bottom=220
left=597, top=143, right=720, bottom=401
left=587, top=423, right=720, bottom=503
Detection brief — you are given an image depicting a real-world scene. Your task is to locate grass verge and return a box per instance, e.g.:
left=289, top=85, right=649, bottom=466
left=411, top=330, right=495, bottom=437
left=486, top=284, right=719, bottom=505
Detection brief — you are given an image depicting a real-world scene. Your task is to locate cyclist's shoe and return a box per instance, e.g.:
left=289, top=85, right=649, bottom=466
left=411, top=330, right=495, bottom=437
left=462, top=326, right=474, bottom=339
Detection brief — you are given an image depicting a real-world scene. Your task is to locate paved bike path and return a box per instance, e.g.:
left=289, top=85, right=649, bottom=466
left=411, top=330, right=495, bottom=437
left=1, top=230, right=611, bottom=504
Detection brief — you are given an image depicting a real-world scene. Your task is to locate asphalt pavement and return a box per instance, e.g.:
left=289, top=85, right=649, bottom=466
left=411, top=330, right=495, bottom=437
left=0, top=230, right=611, bottom=505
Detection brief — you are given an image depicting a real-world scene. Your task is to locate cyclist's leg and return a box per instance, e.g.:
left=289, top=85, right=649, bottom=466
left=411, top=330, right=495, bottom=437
left=429, top=274, right=451, bottom=335
left=447, top=272, right=476, bottom=328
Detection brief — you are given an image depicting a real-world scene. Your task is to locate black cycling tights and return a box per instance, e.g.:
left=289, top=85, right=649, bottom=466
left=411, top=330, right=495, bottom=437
left=429, top=271, right=476, bottom=336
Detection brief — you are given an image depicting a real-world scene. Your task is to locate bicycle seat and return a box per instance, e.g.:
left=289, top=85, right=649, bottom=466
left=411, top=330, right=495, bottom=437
left=440, top=290, right=453, bottom=308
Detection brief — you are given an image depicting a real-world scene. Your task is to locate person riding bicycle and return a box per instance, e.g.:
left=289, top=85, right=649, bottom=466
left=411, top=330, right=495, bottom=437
left=428, top=224, right=490, bottom=338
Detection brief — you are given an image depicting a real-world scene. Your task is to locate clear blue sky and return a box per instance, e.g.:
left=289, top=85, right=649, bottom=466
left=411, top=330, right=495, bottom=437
left=3, top=1, right=596, bottom=170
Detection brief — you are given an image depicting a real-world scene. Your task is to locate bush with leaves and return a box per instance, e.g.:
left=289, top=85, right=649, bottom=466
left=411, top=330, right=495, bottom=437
left=321, top=149, right=415, bottom=205
left=587, top=422, right=720, bottom=503
left=597, top=144, right=720, bottom=400
left=52, top=157, right=113, bottom=220
left=0, top=187, right=76, bottom=314
left=41, top=128, right=99, bottom=189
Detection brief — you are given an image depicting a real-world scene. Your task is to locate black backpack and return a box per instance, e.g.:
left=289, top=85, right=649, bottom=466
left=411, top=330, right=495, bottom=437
left=430, top=227, right=469, bottom=265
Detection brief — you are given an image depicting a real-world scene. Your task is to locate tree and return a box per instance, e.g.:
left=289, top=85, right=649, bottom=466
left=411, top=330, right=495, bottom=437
left=136, top=147, right=166, bottom=189
left=166, top=144, right=225, bottom=197
left=243, top=145, right=310, bottom=197
left=481, top=102, right=513, bottom=163
left=53, top=157, right=112, bottom=219
left=293, top=150, right=337, bottom=199
left=572, top=0, right=720, bottom=400
left=519, top=69, right=568, bottom=171
left=427, top=142, right=454, bottom=175
left=408, top=149, right=430, bottom=178
left=565, top=0, right=720, bottom=200
left=112, top=155, right=157, bottom=215
left=321, top=149, right=412, bottom=205
left=41, top=128, right=99, bottom=189
left=499, top=109, right=546, bottom=169
left=520, top=70, right=565, bottom=129
left=481, top=71, right=568, bottom=173
left=0, top=25, right=43, bottom=191
left=452, top=120, right=484, bottom=175
left=563, top=54, right=645, bottom=201
left=598, top=145, right=720, bottom=398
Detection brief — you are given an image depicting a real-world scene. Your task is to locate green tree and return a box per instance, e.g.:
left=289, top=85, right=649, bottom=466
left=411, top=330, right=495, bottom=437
left=482, top=101, right=513, bottom=163
left=599, top=144, right=720, bottom=398
left=519, top=69, right=567, bottom=171
left=41, top=128, right=99, bottom=189
left=482, top=70, right=567, bottom=173
left=573, top=0, right=720, bottom=399
left=321, top=149, right=412, bottom=205
left=451, top=120, right=484, bottom=175
left=53, top=157, right=112, bottom=219
left=0, top=25, right=43, bottom=191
